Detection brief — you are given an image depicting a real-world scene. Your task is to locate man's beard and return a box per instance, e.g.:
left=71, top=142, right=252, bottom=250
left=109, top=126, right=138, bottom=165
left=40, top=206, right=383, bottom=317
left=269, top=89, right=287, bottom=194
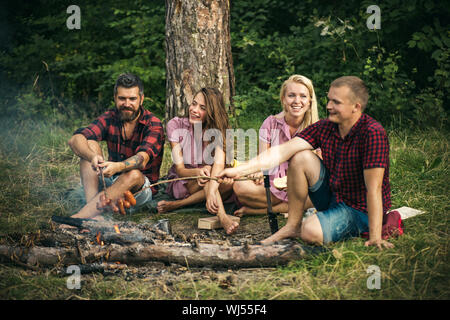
left=119, top=106, right=140, bottom=122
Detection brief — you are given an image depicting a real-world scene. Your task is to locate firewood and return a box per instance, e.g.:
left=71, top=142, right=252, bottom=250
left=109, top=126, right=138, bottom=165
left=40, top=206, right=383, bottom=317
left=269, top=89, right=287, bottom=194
left=0, top=241, right=325, bottom=269
left=0, top=215, right=324, bottom=270
left=51, top=215, right=173, bottom=245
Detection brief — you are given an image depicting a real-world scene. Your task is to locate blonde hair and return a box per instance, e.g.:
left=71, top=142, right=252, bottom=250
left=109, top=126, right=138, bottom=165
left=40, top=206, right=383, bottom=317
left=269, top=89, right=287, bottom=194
left=279, top=74, right=319, bottom=130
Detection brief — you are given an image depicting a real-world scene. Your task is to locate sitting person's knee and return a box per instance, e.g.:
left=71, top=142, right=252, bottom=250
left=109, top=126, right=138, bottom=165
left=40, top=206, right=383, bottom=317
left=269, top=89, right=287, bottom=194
left=232, top=180, right=247, bottom=196
left=290, top=150, right=316, bottom=167
left=301, top=218, right=323, bottom=244
left=122, top=169, right=144, bottom=187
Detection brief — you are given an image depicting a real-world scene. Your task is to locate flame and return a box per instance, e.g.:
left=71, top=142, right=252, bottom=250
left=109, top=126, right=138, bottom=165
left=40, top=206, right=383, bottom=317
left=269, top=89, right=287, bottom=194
left=114, top=224, right=121, bottom=234
left=96, top=231, right=102, bottom=245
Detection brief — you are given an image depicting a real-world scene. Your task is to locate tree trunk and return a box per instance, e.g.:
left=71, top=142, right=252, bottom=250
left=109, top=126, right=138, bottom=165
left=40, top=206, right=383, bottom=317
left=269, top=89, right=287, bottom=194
left=165, top=0, right=235, bottom=120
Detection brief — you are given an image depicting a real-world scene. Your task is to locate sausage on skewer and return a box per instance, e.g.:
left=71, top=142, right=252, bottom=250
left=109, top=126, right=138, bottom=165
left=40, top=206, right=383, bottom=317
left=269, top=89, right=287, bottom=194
left=124, top=190, right=137, bottom=206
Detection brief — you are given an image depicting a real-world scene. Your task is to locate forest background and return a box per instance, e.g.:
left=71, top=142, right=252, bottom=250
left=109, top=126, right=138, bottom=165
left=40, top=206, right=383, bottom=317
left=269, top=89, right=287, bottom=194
left=1, top=0, right=448, bottom=128
left=0, top=0, right=448, bottom=300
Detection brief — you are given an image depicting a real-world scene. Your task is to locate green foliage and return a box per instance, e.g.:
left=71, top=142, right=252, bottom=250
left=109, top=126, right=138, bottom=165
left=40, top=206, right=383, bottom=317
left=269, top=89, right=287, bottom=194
left=362, top=47, right=416, bottom=123
left=0, top=0, right=165, bottom=120
left=230, top=0, right=449, bottom=128
left=0, top=0, right=448, bottom=128
left=407, top=20, right=449, bottom=127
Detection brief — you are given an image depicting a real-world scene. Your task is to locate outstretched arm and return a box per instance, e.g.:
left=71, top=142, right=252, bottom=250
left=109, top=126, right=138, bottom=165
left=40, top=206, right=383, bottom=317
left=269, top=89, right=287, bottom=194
left=218, top=137, right=313, bottom=180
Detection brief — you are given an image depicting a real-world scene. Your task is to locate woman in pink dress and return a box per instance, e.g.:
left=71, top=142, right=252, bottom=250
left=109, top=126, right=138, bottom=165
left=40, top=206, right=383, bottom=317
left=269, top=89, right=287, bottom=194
left=157, top=87, right=238, bottom=234
left=233, top=75, right=320, bottom=216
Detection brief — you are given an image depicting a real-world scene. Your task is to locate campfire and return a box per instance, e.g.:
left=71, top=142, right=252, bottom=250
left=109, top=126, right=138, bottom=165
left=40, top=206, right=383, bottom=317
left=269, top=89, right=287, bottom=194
left=0, top=215, right=324, bottom=273
left=96, top=225, right=121, bottom=246
left=96, top=231, right=103, bottom=246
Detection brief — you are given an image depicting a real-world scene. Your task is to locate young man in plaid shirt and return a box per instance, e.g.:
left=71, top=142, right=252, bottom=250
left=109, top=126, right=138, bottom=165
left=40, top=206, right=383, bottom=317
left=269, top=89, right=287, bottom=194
left=218, top=76, right=393, bottom=249
left=67, top=73, right=164, bottom=220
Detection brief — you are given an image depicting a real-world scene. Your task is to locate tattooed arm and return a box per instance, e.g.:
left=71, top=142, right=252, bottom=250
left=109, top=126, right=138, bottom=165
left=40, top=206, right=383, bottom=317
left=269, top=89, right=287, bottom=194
left=98, top=152, right=149, bottom=178
left=122, top=153, right=148, bottom=170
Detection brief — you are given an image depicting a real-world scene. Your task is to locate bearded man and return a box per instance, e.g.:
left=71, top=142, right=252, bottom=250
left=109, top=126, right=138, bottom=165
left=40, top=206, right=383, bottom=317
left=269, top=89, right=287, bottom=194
left=67, top=73, right=164, bottom=220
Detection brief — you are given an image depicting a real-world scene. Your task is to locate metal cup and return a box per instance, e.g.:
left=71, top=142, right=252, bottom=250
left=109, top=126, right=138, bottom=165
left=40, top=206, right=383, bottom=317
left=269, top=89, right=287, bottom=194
left=155, top=218, right=171, bottom=234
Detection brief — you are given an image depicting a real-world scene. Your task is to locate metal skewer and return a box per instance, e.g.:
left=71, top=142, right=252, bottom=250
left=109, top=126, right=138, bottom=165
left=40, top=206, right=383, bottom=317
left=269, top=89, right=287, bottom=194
left=263, top=170, right=278, bottom=234
left=131, top=175, right=261, bottom=197
left=100, top=167, right=108, bottom=199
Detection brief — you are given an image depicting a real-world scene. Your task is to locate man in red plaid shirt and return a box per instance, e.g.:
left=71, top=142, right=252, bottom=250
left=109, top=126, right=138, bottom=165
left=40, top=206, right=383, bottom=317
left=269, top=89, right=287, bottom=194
left=219, top=76, right=393, bottom=249
left=67, top=73, right=164, bottom=220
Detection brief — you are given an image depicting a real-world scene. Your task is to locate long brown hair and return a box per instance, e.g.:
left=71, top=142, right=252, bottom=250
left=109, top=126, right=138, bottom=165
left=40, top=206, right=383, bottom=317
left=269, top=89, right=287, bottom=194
left=196, top=87, right=230, bottom=149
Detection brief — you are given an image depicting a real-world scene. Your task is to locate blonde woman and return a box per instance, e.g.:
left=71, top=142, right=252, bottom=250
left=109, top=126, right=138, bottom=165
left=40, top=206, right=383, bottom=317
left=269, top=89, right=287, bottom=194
left=233, top=75, right=320, bottom=216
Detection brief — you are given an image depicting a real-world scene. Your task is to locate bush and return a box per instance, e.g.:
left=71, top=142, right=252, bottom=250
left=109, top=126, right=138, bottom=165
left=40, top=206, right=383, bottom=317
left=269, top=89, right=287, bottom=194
left=0, top=0, right=448, bottom=129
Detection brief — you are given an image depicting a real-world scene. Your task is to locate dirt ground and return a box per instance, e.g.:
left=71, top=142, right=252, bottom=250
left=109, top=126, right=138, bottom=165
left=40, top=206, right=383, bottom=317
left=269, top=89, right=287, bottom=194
left=168, top=211, right=281, bottom=245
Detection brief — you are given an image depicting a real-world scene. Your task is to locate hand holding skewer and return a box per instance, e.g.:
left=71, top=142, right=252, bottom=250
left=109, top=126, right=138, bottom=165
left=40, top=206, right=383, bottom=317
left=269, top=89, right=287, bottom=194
left=96, top=175, right=260, bottom=213
left=97, top=190, right=137, bottom=215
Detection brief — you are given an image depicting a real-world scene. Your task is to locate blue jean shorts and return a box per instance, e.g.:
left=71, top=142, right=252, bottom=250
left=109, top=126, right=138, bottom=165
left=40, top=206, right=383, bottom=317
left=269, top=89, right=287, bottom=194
left=308, top=161, right=369, bottom=244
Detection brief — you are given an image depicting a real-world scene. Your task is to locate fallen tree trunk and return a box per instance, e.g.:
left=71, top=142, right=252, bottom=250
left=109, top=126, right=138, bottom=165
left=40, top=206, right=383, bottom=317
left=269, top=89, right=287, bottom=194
left=0, top=241, right=324, bottom=269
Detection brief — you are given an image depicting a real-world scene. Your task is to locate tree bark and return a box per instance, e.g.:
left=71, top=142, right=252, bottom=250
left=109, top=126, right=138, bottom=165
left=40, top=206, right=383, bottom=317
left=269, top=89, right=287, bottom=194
left=1, top=217, right=325, bottom=269
left=0, top=241, right=323, bottom=269
left=165, top=0, right=235, bottom=120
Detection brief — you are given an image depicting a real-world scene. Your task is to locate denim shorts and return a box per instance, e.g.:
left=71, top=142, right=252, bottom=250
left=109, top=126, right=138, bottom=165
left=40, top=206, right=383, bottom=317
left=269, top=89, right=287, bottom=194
left=95, top=174, right=153, bottom=214
left=308, top=161, right=369, bottom=244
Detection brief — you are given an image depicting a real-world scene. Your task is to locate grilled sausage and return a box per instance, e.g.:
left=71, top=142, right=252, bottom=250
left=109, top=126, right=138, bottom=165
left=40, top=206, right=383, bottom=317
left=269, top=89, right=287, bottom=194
left=124, top=190, right=137, bottom=206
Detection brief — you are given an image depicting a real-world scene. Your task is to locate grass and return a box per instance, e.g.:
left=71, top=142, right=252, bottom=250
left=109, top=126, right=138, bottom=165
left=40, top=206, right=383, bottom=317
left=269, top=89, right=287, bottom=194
left=0, top=115, right=448, bottom=300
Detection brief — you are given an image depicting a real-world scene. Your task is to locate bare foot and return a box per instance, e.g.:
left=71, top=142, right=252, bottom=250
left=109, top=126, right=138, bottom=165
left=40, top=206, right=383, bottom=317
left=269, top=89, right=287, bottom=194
left=233, top=206, right=248, bottom=217
left=218, top=214, right=239, bottom=235
left=58, top=215, right=104, bottom=232
left=234, top=206, right=267, bottom=217
left=58, top=224, right=76, bottom=230
left=58, top=223, right=90, bottom=233
left=77, top=215, right=105, bottom=233
left=157, top=200, right=181, bottom=213
left=260, top=224, right=301, bottom=245
left=92, top=215, right=105, bottom=221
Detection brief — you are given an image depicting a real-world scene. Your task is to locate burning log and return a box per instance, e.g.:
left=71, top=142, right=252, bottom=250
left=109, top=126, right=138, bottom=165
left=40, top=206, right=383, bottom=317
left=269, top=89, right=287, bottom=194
left=0, top=216, right=325, bottom=270
left=51, top=215, right=172, bottom=245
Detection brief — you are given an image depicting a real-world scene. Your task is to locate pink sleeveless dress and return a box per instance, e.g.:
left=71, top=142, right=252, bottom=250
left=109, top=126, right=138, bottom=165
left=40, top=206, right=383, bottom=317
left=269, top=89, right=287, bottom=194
left=259, top=112, right=296, bottom=202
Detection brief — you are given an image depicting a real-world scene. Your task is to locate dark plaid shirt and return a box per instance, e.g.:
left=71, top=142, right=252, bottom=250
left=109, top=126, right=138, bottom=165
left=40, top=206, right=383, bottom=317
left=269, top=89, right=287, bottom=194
left=296, top=113, right=391, bottom=214
left=74, top=107, right=165, bottom=193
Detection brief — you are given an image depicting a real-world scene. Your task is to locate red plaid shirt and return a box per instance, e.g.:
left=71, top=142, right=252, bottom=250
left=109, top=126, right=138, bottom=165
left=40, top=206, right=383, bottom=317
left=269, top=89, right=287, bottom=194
left=296, top=113, right=391, bottom=214
left=74, top=107, right=165, bottom=193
